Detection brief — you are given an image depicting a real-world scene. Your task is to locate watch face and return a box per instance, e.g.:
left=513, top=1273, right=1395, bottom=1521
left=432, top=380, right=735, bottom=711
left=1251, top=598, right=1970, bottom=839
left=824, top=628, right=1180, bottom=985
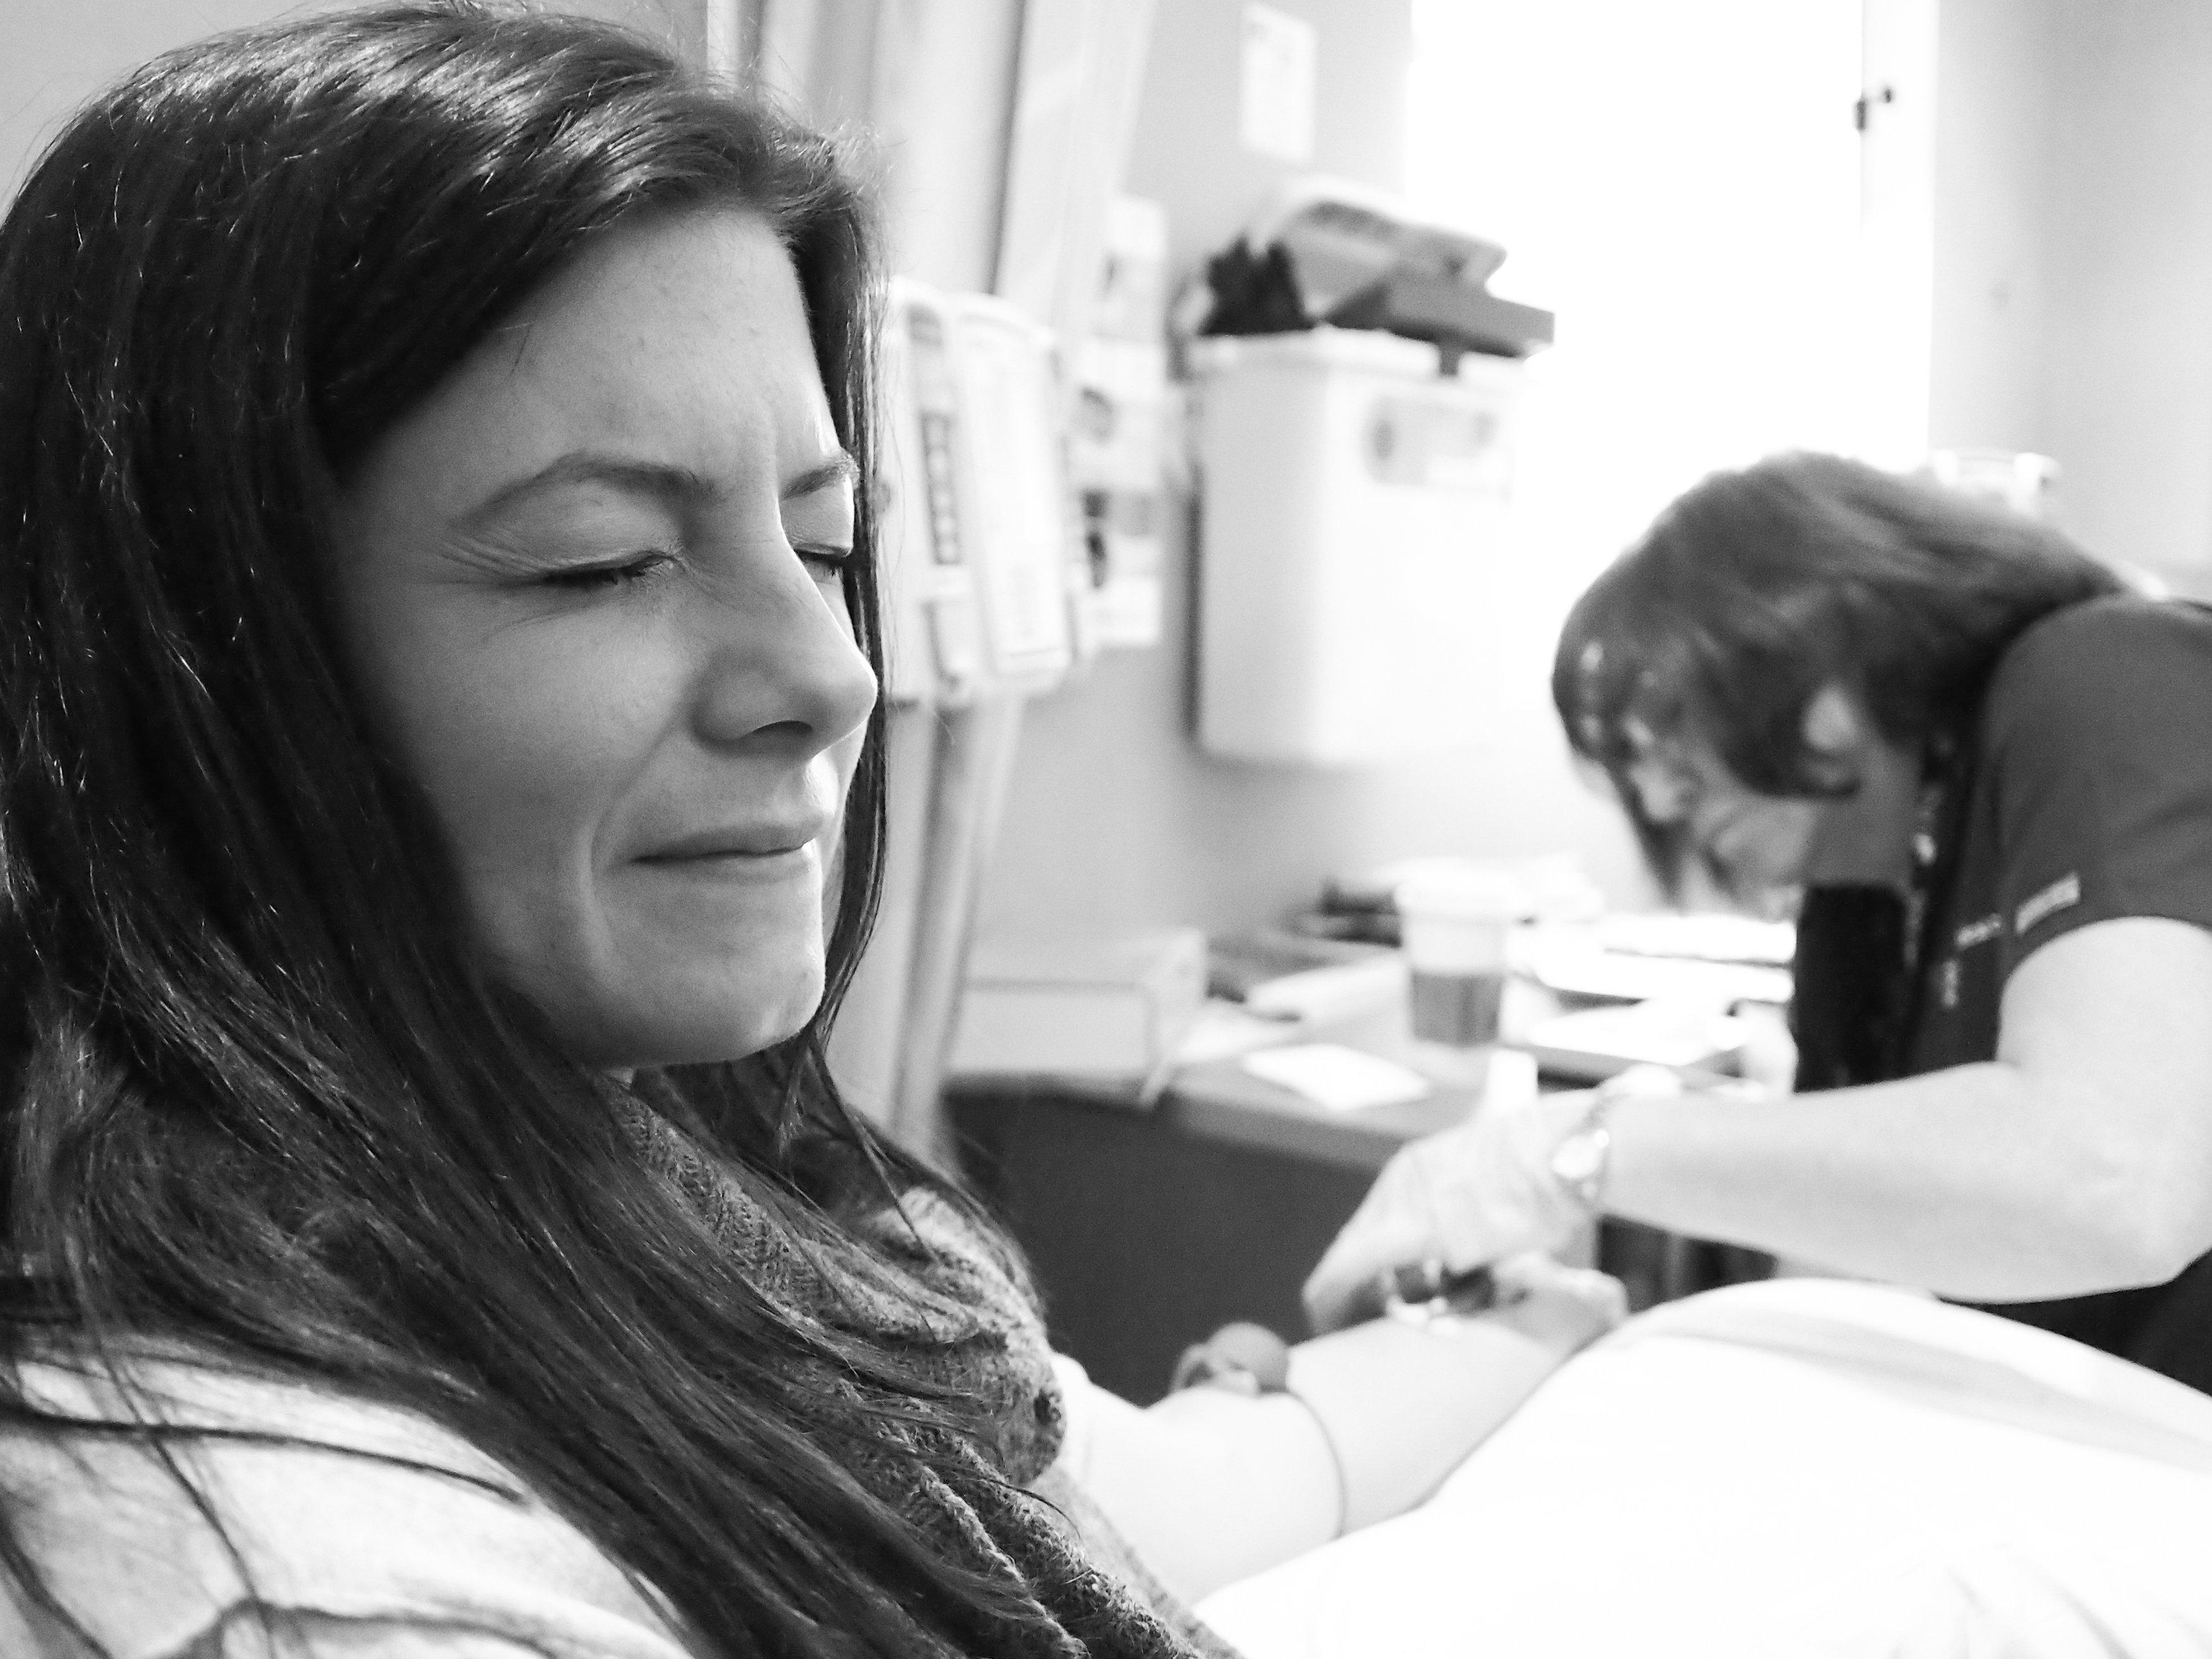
left=1553, top=1132, right=1603, bottom=1184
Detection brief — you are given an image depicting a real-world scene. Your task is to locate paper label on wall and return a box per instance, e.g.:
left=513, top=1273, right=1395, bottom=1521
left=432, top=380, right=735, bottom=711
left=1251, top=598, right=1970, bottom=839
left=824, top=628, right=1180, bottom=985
left=1241, top=3, right=1316, bottom=164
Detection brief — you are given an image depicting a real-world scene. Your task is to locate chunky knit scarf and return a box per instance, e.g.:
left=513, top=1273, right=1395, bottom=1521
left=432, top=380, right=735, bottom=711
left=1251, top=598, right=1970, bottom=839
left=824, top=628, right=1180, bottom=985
left=619, top=1091, right=1239, bottom=1659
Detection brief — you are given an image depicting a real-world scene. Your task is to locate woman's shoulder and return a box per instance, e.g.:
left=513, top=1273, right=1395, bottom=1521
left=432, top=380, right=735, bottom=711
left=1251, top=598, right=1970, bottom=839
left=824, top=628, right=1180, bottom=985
left=0, top=1350, right=696, bottom=1659
left=1990, top=592, right=2212, bottom=693
left=1980, top=593, right=2212, bottom=738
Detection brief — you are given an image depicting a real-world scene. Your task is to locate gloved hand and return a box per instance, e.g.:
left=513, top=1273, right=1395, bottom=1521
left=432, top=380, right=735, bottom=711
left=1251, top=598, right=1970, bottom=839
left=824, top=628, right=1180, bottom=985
left=1302, top=1089, right=1603, bottom=1334
left=1486, top=1251, right=1630, bottom=1350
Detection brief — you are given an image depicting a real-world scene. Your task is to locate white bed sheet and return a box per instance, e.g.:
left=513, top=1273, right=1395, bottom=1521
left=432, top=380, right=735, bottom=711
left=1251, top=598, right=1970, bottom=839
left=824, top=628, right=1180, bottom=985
left=1196, top=1280, right=2212, bottom=1658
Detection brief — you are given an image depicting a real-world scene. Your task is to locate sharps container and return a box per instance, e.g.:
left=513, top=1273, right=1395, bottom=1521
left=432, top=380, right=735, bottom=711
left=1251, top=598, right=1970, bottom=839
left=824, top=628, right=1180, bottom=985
left=1186, top=181, right=1552, bottom=768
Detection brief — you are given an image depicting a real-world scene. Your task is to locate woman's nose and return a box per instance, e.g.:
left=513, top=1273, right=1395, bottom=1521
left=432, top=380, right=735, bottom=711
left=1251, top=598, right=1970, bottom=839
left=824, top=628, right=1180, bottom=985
left=691, top=549, right=878, bottom=755
left=1627, top=758, right=1696, bottom=823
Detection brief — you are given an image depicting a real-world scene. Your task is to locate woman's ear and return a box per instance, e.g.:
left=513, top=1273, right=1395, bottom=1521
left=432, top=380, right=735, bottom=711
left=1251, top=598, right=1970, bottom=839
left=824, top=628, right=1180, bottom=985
left=1800, top=683, right=1865, bottom=758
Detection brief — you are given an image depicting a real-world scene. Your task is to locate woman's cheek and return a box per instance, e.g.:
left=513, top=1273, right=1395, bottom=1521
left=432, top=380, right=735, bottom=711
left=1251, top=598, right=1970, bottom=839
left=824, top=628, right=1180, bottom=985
left=411, top=616, right=668, bottom=936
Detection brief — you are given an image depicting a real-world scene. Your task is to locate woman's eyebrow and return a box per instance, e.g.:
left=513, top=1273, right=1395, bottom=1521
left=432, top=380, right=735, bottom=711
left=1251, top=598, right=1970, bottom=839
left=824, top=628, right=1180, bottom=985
left=782, top=451, right=858, bottom=501
left=459, top=452, right=715, bottom=528
left=459, top=449, right=854, bottom=528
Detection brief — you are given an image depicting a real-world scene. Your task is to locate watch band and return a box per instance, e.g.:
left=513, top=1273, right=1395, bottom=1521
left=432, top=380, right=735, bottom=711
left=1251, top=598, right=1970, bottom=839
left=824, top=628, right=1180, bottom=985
left=1552, top=1064, right=1687, bottom=1217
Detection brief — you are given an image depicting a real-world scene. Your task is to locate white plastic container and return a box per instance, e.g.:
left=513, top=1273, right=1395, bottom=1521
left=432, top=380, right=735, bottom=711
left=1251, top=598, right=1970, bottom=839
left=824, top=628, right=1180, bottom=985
left=1191, top=326, right=1526, bottom=764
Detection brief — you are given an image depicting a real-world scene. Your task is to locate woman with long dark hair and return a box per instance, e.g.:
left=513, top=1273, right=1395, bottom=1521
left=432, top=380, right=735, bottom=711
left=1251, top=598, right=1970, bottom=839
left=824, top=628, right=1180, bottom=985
left=1307, top=453, right=2212, bottom=1394
left=0, top=8, right=1629, bottom=1651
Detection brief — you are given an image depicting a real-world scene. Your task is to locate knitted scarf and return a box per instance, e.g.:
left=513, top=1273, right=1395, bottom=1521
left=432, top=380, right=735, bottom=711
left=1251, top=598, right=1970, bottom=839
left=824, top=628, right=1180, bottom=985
left=618, top=1091, right=1240, bottom=1659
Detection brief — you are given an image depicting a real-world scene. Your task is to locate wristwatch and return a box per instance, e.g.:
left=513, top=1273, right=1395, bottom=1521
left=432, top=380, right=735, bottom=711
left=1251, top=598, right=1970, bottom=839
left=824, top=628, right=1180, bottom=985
left=1547, top=1093, right=1615, bottom=1216
left=1547, top=1064, right=1681, bottom=1215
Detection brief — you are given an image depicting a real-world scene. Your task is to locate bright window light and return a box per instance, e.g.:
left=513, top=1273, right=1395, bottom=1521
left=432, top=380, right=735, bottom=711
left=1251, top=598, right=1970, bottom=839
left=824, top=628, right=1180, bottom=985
left=1407, top=0, right=1868, bottom=597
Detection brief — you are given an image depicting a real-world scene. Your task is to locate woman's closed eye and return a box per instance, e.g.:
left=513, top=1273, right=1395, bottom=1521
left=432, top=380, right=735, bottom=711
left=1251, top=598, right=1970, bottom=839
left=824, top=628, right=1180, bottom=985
left=539, top=552, right=679, bottom=593
left=534, top=541, right=848, bottom=596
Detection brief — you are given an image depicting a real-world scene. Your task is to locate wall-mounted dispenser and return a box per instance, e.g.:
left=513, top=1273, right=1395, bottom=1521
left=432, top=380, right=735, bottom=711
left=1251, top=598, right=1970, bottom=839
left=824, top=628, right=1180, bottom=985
left=1187, top=183, right=1550, bottom=766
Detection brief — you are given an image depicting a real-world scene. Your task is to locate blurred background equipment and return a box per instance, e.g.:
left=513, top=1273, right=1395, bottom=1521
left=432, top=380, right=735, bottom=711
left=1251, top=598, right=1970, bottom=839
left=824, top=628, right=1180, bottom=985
left=1924, top=446, right=2058, bottom=520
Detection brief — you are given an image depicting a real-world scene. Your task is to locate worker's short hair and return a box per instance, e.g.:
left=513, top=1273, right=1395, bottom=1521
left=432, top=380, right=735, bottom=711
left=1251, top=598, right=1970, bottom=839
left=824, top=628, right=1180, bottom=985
left=1553, top=451, right=2125, bottom=892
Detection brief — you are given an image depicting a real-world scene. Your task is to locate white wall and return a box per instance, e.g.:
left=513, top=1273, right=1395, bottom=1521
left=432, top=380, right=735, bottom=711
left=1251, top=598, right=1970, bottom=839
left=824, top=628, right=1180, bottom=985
left=1, top=1, right=342, bottom=202
left=2039, top=0, right=2212, bottom=580
left=1931, top=0, right=2212, bottom=586
left=0, top=1, right=715, bottom=207
left=1928, top=0, right=2058, bottom=458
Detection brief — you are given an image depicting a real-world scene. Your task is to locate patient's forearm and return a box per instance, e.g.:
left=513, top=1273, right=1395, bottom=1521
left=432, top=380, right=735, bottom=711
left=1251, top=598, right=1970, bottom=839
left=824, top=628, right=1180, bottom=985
left=1073, top=1383, right=1339, bottom=1603
left=1289, top=1291, right=1592, bottom=1530
left=1073, top=1294, right=1595, bottom=1605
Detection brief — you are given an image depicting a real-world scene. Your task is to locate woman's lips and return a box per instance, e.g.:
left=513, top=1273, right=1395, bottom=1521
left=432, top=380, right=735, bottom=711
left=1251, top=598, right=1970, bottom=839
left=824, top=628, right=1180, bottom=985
left=632, top=842, right=820, bottom=886
left=636, top=819, right=830, bottom=861
left=1695, top=806, right=1744, bottom=861
left=1700, top=810, right=1773, bottom=887
left=632, top=815, right=829, bottom=887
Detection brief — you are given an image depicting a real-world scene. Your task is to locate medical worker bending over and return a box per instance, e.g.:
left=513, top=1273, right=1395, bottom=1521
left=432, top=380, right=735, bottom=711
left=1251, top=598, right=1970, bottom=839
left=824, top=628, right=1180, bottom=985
left=1306, top=453, right=2212, bottom=1393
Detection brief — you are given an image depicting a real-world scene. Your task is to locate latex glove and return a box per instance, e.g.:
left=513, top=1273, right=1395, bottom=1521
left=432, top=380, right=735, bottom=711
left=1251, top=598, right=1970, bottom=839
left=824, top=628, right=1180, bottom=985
left=1303, top=1091, right=1600, bottom=1334
left=1488, top=1251, right=1630, bottom=1351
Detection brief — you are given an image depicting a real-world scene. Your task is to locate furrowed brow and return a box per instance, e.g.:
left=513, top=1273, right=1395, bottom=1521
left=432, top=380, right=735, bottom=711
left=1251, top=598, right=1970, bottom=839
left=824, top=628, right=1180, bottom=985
left=781, top=452, right=859, bottom=501
left=461, top=453, right=716, bottom=529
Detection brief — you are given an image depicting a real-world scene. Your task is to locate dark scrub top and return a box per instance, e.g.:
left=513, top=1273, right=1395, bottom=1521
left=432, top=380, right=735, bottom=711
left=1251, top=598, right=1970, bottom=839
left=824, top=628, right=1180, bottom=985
left=1804, top=595, right=2212, bottom=1392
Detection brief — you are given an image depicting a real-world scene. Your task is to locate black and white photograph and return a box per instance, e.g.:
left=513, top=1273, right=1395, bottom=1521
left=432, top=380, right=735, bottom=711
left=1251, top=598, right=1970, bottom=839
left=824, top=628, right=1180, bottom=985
left=1, top=1, right=2209, bottom=1654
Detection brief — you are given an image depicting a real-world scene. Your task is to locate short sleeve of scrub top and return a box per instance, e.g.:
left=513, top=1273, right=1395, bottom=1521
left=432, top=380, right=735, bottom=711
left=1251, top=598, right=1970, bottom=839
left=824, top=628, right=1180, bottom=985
left=1909, top=594, right=2212, bottom=1389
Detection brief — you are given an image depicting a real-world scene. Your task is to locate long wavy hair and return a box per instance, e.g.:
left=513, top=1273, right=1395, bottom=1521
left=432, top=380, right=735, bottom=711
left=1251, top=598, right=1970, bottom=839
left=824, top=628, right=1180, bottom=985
left=1552, top=451, right=2125, bottom=890
left=0, top=6, right=1049, bottom=1652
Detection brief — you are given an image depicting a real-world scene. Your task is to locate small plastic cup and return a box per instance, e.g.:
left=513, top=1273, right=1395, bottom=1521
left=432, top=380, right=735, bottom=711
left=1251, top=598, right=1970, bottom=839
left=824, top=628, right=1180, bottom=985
left=1396, top=868, right=1528, bottom=1049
